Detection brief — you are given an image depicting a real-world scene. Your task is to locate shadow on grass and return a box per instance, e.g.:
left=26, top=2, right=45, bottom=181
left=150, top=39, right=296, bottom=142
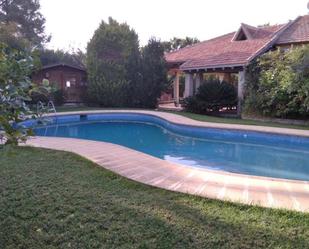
left=0, top=146, right=308, bottom=248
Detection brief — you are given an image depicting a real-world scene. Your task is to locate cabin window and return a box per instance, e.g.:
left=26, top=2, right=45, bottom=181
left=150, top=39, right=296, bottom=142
left=66, top=77, right=76, bottom=88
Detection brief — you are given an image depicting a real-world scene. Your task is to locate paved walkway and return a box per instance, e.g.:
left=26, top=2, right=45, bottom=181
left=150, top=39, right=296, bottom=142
left=157, top=103, right=184, bottom=112
left=26, top=110, right=309, bottom=212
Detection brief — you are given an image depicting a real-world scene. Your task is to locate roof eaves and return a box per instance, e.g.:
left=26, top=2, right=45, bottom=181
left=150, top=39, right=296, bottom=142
left=41, top=63, right=86, bottom=72
left=180, top=62, right=246, bottom=71
left=276, top=39, right=309, bottom=45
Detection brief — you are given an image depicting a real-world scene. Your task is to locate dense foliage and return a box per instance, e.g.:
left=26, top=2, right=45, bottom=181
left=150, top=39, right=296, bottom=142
left=244, top=46, right=309, bottom=119
left=0, top=44, right=49, bottom=145
left=87, top=17, right=140, bottom=107
left=87, top=18, right=168, bottom=108
left=163, top=37, right=200, bottom=52
left=0, top=22, right=31, bottom=51
left=131, top=38, right=168, bottom=108
left=38, top=48, right=86, bottom=68
left=0, top=0, right=49, bottom=50
left=184, top=79, right=237, bottom=114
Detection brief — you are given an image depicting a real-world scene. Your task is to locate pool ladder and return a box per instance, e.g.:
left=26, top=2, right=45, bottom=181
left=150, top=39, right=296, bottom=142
left=36, top=101, right=58, bottom=136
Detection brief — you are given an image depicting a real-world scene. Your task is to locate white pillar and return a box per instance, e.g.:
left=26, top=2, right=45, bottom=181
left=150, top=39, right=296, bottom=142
left=237, top=70, right=245, bottom=116
left=184, top=73, right=194, bottom=98
left=195, top=72, right=203, bottom=94
left=173, top=72, right=180, bottom=106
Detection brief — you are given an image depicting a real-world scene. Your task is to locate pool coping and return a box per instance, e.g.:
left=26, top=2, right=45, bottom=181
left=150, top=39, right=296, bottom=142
left=46, top=110, right=309, bottom=138
left=26, top=136, right=309, bottom=213
left=25, top=110, right=309, bottom=212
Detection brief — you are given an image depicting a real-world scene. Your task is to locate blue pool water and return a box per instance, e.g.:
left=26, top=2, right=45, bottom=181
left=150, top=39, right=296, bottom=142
left=28, top=113, right=309, bottom=181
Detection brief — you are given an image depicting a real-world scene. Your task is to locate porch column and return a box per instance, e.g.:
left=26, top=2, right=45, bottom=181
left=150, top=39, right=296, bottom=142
left=173, top=72, right=180, bottom=106
left=184, top=73, right=194, bottom=98
left=195, top=72, right=203, bottom=94
left=237, top=70, right=245, bottom=116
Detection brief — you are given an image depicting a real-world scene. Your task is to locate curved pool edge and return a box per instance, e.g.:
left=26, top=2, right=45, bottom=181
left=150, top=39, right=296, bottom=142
left=25, top=136, right=309, bottom=212
left=45, top=110, right=309, bottom=138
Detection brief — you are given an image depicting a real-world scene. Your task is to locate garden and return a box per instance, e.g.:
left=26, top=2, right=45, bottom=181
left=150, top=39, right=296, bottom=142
left=1, top=0, right=309, bottom=248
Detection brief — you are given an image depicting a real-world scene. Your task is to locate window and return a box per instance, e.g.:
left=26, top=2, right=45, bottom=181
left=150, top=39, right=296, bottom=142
left=66, top=77, right=76, bottom=88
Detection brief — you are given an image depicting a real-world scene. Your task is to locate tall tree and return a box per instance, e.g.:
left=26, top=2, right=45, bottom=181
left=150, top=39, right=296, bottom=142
left=86, top=17, right=140, bottom=106
left=0, top=22, right=30, bottom=50
left=134, top=38, right=168, bottom=108
left=0, top=0, right=49, bottom=49
left=163, top=37, right=200, bottom=52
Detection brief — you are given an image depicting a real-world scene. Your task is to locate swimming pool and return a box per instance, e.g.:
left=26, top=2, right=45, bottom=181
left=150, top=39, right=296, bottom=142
left=24, top=113, right=309, bottom=181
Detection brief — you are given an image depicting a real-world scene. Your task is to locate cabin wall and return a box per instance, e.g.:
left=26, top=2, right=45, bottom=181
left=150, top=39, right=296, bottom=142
left=32, top=66, right=87, bottom=103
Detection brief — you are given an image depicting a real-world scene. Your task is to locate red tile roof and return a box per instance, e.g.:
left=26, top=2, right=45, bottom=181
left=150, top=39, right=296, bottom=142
left=276, top=15, right=309, bottom=45
left=165, top=16, right=309, bottom=70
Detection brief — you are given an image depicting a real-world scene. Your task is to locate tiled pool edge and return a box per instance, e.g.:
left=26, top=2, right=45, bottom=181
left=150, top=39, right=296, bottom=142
left=26, top=136, right=309, bottom=213
left=45, top=110, right=309, bottom=138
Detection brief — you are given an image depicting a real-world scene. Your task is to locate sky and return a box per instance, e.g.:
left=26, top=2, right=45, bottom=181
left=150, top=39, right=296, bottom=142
left=40, top=0, right=309, bottom=51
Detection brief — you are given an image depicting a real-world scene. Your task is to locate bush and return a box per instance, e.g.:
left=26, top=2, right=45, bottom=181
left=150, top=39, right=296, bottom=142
left=52, top=88, right=65, bottom=106
left=0, top=44, right=50, bottom=145
left=183, top=79, right=237, bottom=114
left=244, top=46, right=309, bottom=119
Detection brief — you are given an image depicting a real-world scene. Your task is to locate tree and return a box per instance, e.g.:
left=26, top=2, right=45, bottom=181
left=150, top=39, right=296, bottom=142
left=86, top=17, right=140, bottom=106
left=133, top=38, right=168, bottom=108
left=163, top=37, right=200, bottom=52
left=0, top=0, right=49, bottom=49
left=38, top=49, right=86, bottom=68
left=0, top=43, right=50, bottom=145
left=0, top=22, right=31, bottom=51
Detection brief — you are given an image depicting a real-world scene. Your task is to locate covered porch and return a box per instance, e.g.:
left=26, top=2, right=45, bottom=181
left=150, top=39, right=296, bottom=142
left=169, top=65, right=245, bottom=116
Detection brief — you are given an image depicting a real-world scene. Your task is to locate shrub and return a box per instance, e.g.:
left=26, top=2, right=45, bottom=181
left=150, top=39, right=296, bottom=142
left=52, top=88, right=65, bottom=106
left=0, top=44, right=50, bottom=145
left=183, top=79, right=237, bottom=114
left=244, top=46, right=309, bottom=119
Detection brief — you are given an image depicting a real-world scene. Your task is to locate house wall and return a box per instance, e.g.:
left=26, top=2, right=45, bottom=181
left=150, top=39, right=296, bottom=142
left=32, top=66, right=87, bottom=103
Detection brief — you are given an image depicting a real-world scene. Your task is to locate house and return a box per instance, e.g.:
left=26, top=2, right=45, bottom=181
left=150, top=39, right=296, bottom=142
left=32, top=63, right=87, bottom=103
left=165, top=15, right=309, bottom=114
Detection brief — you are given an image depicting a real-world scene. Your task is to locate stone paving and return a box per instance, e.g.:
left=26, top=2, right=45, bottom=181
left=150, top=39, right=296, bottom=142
left=25, top=110, right=309, bottom=212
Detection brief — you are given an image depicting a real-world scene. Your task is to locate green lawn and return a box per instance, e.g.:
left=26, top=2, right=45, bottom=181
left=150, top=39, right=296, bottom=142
left=55, top=106, right=309, bottom=130
left=1, top=146, right=308, bottom=248
left=175, top=112, right=309, bottom=130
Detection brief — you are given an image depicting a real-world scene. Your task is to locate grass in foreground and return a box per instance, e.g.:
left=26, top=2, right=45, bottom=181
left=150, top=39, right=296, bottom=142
left=0, top=147, right=308, bottom=249
left=55, top=106, right=309, bottom=130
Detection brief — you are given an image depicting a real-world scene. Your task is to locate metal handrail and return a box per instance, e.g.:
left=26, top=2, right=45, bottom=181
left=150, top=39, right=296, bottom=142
left=47, top=101, right=57, bottom=114
left=36, top=100, right=57, bottom=124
